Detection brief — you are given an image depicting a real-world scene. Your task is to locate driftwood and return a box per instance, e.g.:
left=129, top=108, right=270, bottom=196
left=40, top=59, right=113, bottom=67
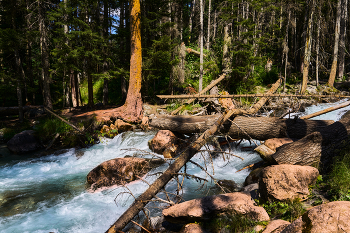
left=149, top=115, right=334, bottom=140
left=300, top=100, right=350, bottom=119
left=157, top=93, right=350, bottom=99
left=171, top=73, right=227, bottom=115
left=106, top=109, right=237, bottom=232
left=270, top=111, right=350, bottom=169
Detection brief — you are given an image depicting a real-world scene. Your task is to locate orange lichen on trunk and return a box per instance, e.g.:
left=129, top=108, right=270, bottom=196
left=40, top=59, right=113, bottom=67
left=112, top=0, right=143, bottom=123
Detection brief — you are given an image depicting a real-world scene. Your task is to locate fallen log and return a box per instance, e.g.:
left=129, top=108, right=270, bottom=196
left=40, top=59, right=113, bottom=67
left=158, top=93, right=350, bottom=99
left=271, top=111, right=350, bottom=169
left=300, top=100, right=350, bottom=120
left=44, top=107, right=83, bottom=133
left=106, top=109, right=237, bottom=233
left=149, top=115, right=334, bottom=140
left=171, top=73, right=227, bottom=115
left=0, top=106, right=41, bottom=117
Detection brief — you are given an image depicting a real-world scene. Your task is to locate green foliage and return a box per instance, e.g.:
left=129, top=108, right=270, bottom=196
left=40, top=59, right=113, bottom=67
left=256, top=198, right=306, bottom=222
left=35, top=116, right=73, bottom=142
left=327, top=152, right=350, bottom=201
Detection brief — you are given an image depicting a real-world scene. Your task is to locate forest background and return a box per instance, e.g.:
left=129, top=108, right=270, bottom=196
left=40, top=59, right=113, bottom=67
left=0, top=0, right=348, bottom=111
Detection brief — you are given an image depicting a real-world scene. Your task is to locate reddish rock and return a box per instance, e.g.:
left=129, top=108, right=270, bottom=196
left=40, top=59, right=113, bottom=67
left=264, top=138, right=293, bottom=152
left=100, top=125, right=110, bottom=134
left=180, top=223, right=209, bottom=233
left=262, top=219, right=290, bottom=233
left=87, top=157, right=150, bottom=190
left=281, top=201, right=350, bottom=233
left=115, top=119, right=133, bottom=132
left=259, top=165, right=319, bottom=202
left=149, top=130, right=178, bottom=155
left=163, top=192, right=269, bottom=223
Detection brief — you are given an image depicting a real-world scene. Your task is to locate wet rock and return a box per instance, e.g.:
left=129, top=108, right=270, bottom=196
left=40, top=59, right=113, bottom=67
left=149, top=130, right=178, bottom=157
left=259, top=165, right=319, bottom=202
left=7, top=130, right=42, bottom=154
left=162, top=192, right=269, bottom=223
left=281, top=201, right=350, bottom=233
left=180, top=223, right=209, bottom=233
left=242, top=183, right=259, bottom=200
left=87, top=157, right=150, bottom=190
left=245, top=167, right=263, bottom=186
left=114, top=119, right=133, bottom=133
left=262, top=219, right=290, bottom=233
left=216, top=179, right=239, bottom=192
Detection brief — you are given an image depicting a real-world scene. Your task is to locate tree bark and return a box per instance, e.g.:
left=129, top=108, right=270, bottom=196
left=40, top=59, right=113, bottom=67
left=337, top=0, right=348, bottom=80
left=301, top=0, right=315, bottom=94
left=222, top=24, right=232, bottom=73
left=38, top=0, right=52, bottom=109
left=315, top=4, right=321, bottom=87
left=199, top=0, right=204, bottom=92
left=271, top=112, right=350, bottom=170
left=149, top=115, right=334, bottom=141
left=328, top=0, right=342, bottom=87
left=113, top=0, right=143, bottom=123
left=206, top=0, right=211, bottom=50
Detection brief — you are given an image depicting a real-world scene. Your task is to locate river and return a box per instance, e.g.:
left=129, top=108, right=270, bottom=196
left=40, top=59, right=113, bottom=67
left=0, top=100, right=349, bottom=232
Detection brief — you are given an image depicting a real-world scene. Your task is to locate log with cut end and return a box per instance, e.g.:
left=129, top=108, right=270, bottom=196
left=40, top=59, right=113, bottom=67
left=271, top=111, right=350, bottom=168
left=149, top=115, right=334, bottom=140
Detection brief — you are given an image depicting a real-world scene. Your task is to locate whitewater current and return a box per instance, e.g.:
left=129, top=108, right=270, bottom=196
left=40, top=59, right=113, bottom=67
left=0, top=100, right=349, bottom=232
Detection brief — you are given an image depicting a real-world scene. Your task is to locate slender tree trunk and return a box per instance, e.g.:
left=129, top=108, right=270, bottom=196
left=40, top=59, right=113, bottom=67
left=189, top=0, right=196, bottom=35
left=14, top=50, right=24, bottom=122
left=328, top=0, right=342, bottom=87
left=301, top=0, right=315, bottom=94
left=199, top=0, right=203, bottom=92
left=338, top=0, right=348, bottom=80
left=222, top=24, right=232, bottom=73
left=38, top=0, right=52, bottom=109
left=103, top=0, right=109, bottom=105
left=284, top=9, right=291, bottom=92
left=70, top=70, right=78, bottom=107
left=206, top=0, right=211, bottom=50
left=316, top=5, right=321, bottom=87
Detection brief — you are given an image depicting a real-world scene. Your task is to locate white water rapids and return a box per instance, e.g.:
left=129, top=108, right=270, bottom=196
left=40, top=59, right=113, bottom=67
left=1, top=100, right=349, bottom=232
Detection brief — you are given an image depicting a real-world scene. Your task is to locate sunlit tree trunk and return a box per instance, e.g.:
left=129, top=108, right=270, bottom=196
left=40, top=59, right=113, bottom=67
left=206, top=0, right=211, bottom=50
left=338, top=0, right=348, bottom=80
left=301, top=0, right=315, bottom=94
left=315, top=4, right=322, bottom=87
left=328, top=0, right=342, bottom=87
left=284, top=9, right=291, bottom=92
left=114, top=0, right=143, bottom=123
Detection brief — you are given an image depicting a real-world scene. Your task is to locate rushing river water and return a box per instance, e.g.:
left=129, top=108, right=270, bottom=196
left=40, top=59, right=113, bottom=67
left=1, top=100, right=350, bottom=233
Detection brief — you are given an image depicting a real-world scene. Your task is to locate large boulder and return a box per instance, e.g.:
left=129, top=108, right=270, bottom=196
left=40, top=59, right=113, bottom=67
left=149, top=130, right=178, bottom=158
left=281, top=201, right=350, bottom=233
left=259, top=165, right=319, bottom=202
left=114, top=119, right=133, bottom=133
left=163, top=192, right=269, bottom=223
left=7, top=130, right=41, bottom=154
left=262, top=219, right=290, bottom=233
left=87, top=157, right=150, bottom=190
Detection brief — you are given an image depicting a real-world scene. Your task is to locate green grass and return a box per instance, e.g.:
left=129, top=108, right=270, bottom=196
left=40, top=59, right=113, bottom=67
left=256, top=198, right=306, bottom=222
left=327, top=152, right=350, bottom=201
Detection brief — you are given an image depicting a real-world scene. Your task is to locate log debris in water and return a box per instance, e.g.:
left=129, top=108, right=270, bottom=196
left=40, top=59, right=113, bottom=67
left=149, top=115, right=334, bottom=140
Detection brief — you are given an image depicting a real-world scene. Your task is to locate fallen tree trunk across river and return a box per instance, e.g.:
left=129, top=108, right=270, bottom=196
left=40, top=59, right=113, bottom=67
left=149, top=115, right=334, bottom=141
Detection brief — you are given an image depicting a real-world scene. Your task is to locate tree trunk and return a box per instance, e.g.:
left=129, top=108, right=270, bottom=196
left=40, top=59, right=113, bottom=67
left=70, top=70, right=78, bottom=108
left=284, top=9, right=291, bottom=92
left=103, top=0, right=109, bottom=105
left=113, top=0, right=143, bottom=123
left=149, top=115, right=334, bottom=140
left=337, top=0, right=348, bottom=80
left=271, top=112, right=350, bottom=171
left=189, top=0, right=196, bottom=35
left=315, top=5, right=321, bottom=87
left=206, top=0, right=211, bottom=50
left=301, top=0, right=315, bottom=94
left=199, top=0, right=204, bottom=92
left=14, top=50, right=24, bottom=122
left=328, top=0, right=342, bottom=87
left=38, top=0, right=52, bottom=109
left=222, top=24, right=232, bottom=73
